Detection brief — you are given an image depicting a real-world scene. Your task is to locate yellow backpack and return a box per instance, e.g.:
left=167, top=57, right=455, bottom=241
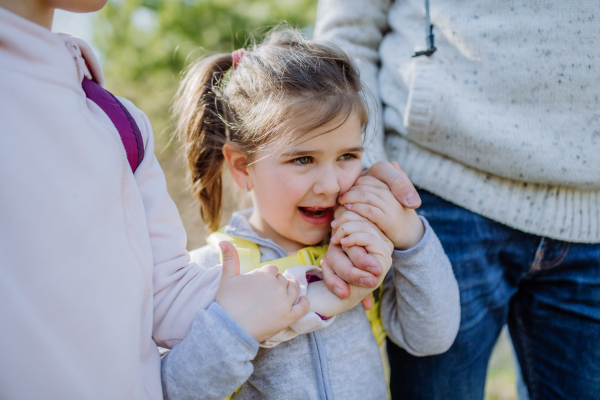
left=207, top=229, right=386, bottom=346
left=208, top=229, right=388, bottom=400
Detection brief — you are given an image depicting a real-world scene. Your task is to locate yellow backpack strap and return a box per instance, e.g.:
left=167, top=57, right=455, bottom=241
left=255, top=245, right=328, bottom=272
left=207, top=229, right=261, bottom=272
left=208, top=229, right=328, bottom=273
left=365, top=288, right=386, bottom=347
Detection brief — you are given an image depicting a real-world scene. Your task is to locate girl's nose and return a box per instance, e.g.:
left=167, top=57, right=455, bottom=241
left=313, top=166, right=341, bottom=197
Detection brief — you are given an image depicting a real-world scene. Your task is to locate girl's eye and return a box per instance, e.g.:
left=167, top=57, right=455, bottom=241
left=293, top=156, right=312, bottom=165
left=339, top=153, right=356, bottom=161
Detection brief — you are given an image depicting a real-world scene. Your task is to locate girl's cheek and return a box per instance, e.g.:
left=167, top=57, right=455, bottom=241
left=338, top=162, right=362, bottom=194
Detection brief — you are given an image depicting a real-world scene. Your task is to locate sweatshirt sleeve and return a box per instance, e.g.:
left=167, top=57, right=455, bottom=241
left=380, top=216, right=461, bottom=356
left=314, top=0, right=391, bottom=167
left=119, top=98, right=222, bottom=349
left=161, top=302, right=260, bottom=400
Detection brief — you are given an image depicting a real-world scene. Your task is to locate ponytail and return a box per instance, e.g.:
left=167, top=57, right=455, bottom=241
left=174, top=53, right=233, bottom=232
left=175, top=27, right=370, bottom=233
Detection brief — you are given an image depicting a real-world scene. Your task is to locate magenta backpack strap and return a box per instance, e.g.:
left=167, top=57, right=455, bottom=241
left=81, top=77, right=145, bottom=173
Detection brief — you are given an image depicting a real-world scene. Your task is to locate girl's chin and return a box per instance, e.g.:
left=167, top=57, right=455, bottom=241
left=293, top=230, right=330, bottom=248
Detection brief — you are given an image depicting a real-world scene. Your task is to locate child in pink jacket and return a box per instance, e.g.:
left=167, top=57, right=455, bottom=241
left=0, top=1, right=308, bottom=399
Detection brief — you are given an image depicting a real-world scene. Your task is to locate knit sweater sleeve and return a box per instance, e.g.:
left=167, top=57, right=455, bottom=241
left=314, top=0, right=391, bottom=167
left=380, top=217, right=461, bottom=356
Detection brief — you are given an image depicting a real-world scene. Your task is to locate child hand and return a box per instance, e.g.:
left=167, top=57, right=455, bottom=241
left=336, top=175, right=425, bottom=250
left=320, top=242, right=381, bottom=308
left=330, top=210, right=394, bottom=278
left=216, top=242, right=310, bottom=343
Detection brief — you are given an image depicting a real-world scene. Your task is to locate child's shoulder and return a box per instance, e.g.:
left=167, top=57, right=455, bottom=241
left=62, top=34, right=153, bottom=149
left=190, top=243, right=221, bottom=268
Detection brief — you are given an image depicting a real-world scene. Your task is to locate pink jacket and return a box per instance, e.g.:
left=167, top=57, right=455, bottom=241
left=0, top=7, right=221, bottom=399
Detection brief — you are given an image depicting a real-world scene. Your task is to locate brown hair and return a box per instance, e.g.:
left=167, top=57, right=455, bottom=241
left=174, top=28, right=369, bottom=232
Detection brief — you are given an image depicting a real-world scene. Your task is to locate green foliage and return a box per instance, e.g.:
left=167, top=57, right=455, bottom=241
left=92, top=0, right=317, bottom=247
left=94, top=0, right=318, bottom=152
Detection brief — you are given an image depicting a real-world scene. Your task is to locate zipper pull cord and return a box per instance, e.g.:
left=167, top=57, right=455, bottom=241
left=413, top=0, right=437, bottom=57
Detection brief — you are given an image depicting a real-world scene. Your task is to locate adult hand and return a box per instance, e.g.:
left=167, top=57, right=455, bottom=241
left=364, top=160, right=421, bottom=209
left=322, top=160, right=421, bottom=300
left=216, top=241, right=310, bottom=343
left=337, top=175, right=425, bottom=250
left=322, top=241, right=380, bottom=303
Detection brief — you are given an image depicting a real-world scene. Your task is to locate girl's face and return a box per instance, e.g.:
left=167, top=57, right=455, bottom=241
left=247, top=112, right=363, bottom=254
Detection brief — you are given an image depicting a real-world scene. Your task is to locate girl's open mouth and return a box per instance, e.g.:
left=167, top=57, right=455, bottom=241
left=298, top=207, right=334, bottom=225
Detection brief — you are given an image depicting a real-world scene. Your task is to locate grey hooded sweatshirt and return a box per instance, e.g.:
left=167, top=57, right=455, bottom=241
left=161, top=209, right=460, bottom=400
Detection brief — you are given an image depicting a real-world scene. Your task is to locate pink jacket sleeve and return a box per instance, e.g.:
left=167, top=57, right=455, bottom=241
left=120, top=98, right=222, bottom=349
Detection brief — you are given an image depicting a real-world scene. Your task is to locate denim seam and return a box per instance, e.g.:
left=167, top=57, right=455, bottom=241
left=513, top=301, right=539, bottom=400
left=539, top=242, right=570, bottom=270
left=528, top=238, right=546, bottom=275
left=529, top=239, right=571, bottom=274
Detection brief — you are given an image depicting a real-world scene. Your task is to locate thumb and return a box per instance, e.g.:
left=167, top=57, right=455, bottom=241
left=289, top=296, right=310, bottom=322
left=219, top=241, right=240, bottom=278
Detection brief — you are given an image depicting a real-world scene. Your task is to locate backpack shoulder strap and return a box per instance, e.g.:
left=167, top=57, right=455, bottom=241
left=206, top=229, right=261, bottom=271
left=206, top=230, right=328, bottom=274
left=207, top=230, right=387, bottom=350
left=81, top=77, right=145, bottom=173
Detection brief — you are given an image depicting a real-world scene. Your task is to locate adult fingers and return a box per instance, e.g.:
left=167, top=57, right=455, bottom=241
left=323, top=243, right=378, bottom=289
left=346, top=246, right=382, bottom=276
left=365, top=160, right=421, bottom=209
left=219, top=241, right=240, bottom=278
left=289, top=296, right=310, bottom=322
left=321, top=256, right=351, bottom=298
left=361, top=294, right=373, bottom=310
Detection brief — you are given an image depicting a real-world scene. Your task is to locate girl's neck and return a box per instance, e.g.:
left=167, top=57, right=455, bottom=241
left=0, top=0, right=54, bottom=29
left=248, top=210, right=305, bottom=256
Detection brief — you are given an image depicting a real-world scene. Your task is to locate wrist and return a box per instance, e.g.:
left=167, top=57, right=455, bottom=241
left=392, top=211, right=425, bottom=250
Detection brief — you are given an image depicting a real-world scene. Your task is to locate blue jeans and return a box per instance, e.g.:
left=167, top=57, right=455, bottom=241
left=387, top=190, right=600, bottom=400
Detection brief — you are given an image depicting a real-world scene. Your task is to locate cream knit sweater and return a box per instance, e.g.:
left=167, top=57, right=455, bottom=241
left=315, top=0, right=600, bottom=243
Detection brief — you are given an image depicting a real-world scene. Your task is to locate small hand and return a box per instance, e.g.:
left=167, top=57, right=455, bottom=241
left=216, top=241, right=310, bottom=343
left=337, top=175, right=424, bottom=250
left=321, top=242, right=381, bottom=298
left=330, top=210, right=394, bottom=274
left=316, top=213, right=393, bottom=312
left=322, top=161, right=422, bottom=300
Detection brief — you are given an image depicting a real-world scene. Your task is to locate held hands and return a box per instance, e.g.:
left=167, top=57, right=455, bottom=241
left=322, top=161, right=425, bottom=300
left=330, top=210, right=394, bottom=275
left=335, top=175, right=424, bottom=251
left=309, top=217, right=392, bottom=316
left=215, top=242, right=310, bottom=343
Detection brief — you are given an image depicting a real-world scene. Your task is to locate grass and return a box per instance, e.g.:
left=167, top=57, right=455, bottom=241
left=485, top=329, right=518, bottom=400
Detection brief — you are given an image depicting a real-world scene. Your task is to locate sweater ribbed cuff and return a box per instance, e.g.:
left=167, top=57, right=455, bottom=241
left=388, top=135, right=600, bottom=243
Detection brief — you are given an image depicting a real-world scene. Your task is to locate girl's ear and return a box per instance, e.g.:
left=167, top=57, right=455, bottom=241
left=223, top=143, right=251, bottom=191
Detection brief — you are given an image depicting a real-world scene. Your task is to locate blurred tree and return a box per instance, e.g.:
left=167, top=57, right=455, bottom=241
left=95, top=0, right=317, bottom=150
left=93, top=0, right=317, bottom=248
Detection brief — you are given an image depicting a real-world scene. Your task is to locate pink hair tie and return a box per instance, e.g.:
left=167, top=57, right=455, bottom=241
left=231, top=48, right=245, bottom=68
